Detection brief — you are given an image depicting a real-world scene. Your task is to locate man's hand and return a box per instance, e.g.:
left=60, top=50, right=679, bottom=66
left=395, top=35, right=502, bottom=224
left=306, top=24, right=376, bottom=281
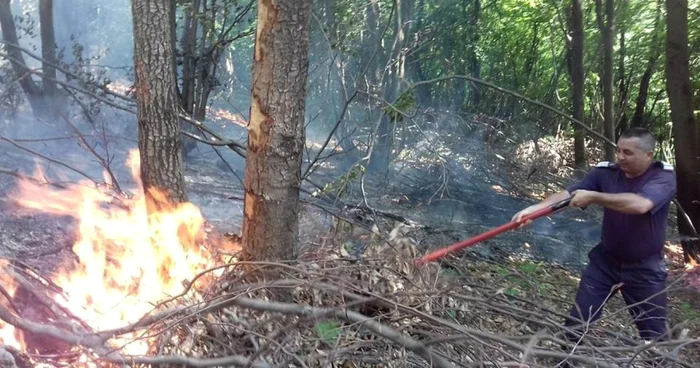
left=511, top=205, right=540, bottom=228
left=570, top=189, right=598, bottom=208
left=511, top=190, right=572, bottom=228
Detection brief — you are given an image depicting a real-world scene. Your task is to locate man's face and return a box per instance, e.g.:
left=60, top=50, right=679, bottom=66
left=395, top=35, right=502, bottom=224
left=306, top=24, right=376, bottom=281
left=616, top=137, right=653, bottom=177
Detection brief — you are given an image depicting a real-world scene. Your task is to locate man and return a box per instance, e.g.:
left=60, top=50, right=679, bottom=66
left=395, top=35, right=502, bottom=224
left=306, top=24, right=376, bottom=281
left=512, top=127, right=677, bottom=346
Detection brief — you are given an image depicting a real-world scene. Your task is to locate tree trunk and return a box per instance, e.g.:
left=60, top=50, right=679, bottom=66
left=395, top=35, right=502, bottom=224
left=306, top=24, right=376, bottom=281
left=0, top=0, right=45, bottom=117
left=178, top=0, right=202, bottom=159
left=631, top=60, right=659, bottom=128
left=666, top=0, right=700, bottom=266
left=596, top=0, right=615, bottom=161
left=616, top=20, right=628, bottom=139
left=368, top=0, right=413, bottom=176
left=468, top=0, right=481, bottom=107
left=523, top=20, right=540, bottom=84
left=180, top=0, right=200, bottom=113
left=569, top=0, right=586, bottom=170
left=39, top=0, right=58, bottom=97
left=408, top=0, right=430, bottom=106
left=131, top=0, right=188, bottom=212
left=631, top=3, right=662, bottom=128
left=241, top=0, right=312, bottom=262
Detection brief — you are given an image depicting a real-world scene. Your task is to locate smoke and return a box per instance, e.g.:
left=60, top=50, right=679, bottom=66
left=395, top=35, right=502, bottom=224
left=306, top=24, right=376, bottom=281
left=0, top=0, right=608, bottom=269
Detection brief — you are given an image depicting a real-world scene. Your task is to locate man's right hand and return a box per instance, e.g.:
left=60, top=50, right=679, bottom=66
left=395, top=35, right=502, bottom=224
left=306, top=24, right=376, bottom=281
left=511, top=205, right=540, bottom=227
left=511, top=190, right=572, bottom=228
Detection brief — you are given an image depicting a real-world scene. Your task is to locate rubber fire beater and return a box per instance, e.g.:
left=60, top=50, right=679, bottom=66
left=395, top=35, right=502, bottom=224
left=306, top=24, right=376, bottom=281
left=414, top=197, right=572, bottom=265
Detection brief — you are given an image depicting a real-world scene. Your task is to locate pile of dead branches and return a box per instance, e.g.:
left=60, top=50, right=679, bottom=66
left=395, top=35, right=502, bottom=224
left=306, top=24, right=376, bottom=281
left=0, top=224, right=698, bottom=368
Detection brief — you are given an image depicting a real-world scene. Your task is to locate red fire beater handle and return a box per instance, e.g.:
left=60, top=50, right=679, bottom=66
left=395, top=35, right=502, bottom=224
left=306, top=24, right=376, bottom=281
left=414, top=197, right=572, bottom=266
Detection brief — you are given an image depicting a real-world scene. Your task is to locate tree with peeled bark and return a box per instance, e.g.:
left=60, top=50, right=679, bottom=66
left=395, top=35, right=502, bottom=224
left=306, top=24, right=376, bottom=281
left=241, top=0, right=312, bottom=262
left=666, top=0, right=700, bottom=266
left=130, top=0, right=187, bottom=211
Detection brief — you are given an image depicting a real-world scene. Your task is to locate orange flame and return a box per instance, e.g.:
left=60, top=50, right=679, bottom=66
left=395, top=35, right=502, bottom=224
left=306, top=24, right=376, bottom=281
left=0, top=259, right=22, bottom=349
left=2, top=149, right=221, bottom=357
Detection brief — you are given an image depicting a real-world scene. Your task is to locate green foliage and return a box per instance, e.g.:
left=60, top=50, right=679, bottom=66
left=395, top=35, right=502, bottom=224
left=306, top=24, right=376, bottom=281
left=504, top=287, right=520, bottom=297
left=8, top=0, right=699, bottom=170
left=383, top=89, right=416, bottom=122
left=516, top=261, right=542, bottom=276
left=678, top=302, right=700, bottom=322
left=316, top=0, right=695, bottom=153
left=314, top=320, right=342, bottom=346
left=315, top=164, right=365, bottom=200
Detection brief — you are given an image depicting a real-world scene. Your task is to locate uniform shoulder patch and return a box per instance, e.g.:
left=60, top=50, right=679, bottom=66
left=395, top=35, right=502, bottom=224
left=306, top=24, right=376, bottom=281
left=659, top=161, right=674, bottom=171
left=595, top=161, right=615, bottom=168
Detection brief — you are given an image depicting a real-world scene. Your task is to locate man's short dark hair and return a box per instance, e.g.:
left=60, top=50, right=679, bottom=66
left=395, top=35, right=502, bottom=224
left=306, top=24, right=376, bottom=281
left=619, top=127, right=656, bottom=152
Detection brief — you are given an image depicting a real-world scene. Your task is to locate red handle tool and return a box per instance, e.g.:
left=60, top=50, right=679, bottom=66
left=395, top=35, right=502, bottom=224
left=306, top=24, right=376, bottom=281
left=414, top=197, right=572, bottom=265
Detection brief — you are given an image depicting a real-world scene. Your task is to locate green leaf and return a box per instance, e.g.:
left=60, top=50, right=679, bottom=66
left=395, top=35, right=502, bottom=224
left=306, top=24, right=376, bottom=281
left=505, top=287, right=520, bottom=297
left=315, top=320, right=342, bottom=346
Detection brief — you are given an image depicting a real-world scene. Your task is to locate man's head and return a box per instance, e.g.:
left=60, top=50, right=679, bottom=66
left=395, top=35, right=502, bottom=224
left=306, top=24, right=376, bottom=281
left=616, top=127, right=656, bottom=177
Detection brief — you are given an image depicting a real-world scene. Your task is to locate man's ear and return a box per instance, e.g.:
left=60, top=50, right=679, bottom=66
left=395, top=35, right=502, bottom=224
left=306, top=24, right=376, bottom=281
left=645, top=151, right=654, bottom=159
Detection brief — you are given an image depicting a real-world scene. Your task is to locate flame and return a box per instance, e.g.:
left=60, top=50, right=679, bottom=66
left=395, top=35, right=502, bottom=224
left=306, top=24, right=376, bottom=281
left=0, top=259, right=23, bottom=349
left=2, top=149, right=222, bottom=357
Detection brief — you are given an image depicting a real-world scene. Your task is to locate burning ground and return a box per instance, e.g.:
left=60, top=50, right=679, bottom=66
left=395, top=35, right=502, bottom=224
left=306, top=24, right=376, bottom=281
left=0, top=113, right=698, bottom=367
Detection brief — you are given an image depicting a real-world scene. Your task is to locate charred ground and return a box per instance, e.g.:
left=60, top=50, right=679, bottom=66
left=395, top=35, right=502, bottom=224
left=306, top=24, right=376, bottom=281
left=0, top=111, right=698, bottom=367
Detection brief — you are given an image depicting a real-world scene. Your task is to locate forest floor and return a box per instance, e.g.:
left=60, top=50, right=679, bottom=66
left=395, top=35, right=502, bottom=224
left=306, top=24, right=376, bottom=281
left=0, top=111, right=698, bottom=367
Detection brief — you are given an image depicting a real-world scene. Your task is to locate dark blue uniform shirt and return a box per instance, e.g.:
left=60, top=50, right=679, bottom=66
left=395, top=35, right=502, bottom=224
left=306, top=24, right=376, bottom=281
left=567, top=161, right=676, bottom=263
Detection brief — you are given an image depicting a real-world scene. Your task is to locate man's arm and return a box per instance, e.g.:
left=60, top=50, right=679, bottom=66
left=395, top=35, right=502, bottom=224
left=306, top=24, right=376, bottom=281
left=571, top=169, right=676, bottom=215
left=571, top=190, right=653, bottom=215
left=512, top=167, right=600, bottom=224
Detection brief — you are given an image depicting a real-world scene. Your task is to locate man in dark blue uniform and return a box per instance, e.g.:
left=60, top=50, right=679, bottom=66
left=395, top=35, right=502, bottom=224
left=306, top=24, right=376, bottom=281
left=512, top=127, right=677, bottom=345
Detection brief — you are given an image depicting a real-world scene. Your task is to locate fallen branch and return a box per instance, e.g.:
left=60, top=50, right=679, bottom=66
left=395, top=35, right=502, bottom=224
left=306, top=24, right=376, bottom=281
left=223, top=296, right=456, bottom=368
left=0, top=302, right=271, bottom=368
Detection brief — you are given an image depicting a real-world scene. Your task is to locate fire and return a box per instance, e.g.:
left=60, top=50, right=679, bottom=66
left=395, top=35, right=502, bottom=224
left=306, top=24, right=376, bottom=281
left=0, top=259, right=22, bottom=349
left=1, top=149, right=222, bottom=357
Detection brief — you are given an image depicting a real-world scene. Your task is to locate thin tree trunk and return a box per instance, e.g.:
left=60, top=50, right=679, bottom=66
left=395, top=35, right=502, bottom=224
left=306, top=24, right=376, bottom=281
left=0, top=0, right=45, bottom=117
left=39, top=0, right=58, bottom=98
left=596, top=0, right=615, bottom=161
left=408, top=0, right=430, bottom=106
left=569, top=0, right=586, bottom=170
left=131, top=0, right=187, bottom=211
left=616, top=20, right=628, bottom=139
left=450, top=0, right=468, bottom=112
left=178, top=0, right=202, bottom=159
left=369, top=0, right=413, bottom=176
left=242, top=0, right=312, bottom=262
left=631, top=3, right=662, bottom=128
left=180, top=0, right=200, bottom=113
left=523, top=20, right=540, bottom=84
left=468, top=0, right=481, bottom=107
left=666, top=0, right=700, bottom=266
left=39, top=0, right=58, bottom=97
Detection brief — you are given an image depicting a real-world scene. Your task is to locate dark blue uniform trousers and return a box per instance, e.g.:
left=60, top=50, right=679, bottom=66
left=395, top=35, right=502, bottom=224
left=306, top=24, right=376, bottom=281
left=563, top=243, right=669, bottom=342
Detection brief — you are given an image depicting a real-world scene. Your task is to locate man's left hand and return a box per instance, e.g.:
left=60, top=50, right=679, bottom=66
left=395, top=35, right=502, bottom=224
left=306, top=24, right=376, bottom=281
left=570, top=190, right=598, bottom=208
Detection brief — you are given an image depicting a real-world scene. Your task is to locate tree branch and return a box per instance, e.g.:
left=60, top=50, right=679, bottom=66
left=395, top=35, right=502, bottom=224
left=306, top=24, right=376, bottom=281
left=0, top=136, right=96, bottom=183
